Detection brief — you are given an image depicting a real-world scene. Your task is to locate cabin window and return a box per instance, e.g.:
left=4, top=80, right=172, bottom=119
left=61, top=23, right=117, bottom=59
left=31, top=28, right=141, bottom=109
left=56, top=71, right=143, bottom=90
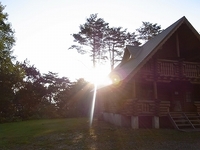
left=185, top=91, right=192, bottom=102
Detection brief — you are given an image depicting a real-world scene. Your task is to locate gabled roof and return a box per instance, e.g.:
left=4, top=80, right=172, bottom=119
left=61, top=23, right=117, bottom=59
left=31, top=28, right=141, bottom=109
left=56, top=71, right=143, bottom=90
left=110, top=16, right=200, bottom=82
left=115, top=45, right=141, bottom=69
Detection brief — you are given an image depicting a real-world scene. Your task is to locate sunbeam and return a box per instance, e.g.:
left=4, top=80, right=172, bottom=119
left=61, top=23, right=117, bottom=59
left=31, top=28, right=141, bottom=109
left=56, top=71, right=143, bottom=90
left=90, top=83, right=97, bottom=127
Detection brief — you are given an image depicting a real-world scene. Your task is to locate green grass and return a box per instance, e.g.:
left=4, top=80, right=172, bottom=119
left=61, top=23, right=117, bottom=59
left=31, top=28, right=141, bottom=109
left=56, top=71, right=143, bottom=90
left=0, top=118, right=200, bottom=150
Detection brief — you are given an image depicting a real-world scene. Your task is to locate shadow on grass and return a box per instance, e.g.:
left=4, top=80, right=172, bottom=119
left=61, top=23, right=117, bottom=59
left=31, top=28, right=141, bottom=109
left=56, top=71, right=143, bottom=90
left=0, top=118, right=200, bottom=150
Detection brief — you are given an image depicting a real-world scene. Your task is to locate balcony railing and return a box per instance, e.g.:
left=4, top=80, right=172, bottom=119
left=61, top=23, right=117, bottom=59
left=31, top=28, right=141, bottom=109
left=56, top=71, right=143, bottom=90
left=140, top=59, right=200, bottom=79
left=183, top=62, right=200, bottom=78
left=157, top=60, right=179, bottom=77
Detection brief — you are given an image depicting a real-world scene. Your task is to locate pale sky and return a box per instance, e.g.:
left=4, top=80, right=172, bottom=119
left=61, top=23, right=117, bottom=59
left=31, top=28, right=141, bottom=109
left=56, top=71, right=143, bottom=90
left=1, top=0, right=200, bottom=81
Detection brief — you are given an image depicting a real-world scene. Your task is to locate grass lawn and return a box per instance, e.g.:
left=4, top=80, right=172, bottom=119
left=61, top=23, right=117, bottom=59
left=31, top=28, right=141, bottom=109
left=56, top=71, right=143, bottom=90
left=0, top=118, right=200, bottom=150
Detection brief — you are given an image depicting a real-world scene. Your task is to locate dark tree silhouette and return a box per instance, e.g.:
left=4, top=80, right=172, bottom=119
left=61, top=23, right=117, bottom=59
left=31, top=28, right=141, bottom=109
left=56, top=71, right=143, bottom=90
left=69, top=14, right=108, bottom=68
left=0, top=3, right=23, bottom=121
left=104, top=27, right=141, bottom=70
left=136, top=22, right=163, bottom=42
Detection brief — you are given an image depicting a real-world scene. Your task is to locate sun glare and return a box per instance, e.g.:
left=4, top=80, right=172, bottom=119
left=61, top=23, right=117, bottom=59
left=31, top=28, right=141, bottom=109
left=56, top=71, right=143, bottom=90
left=84, top=67, right=112, bottom=86
left=88, top=66, right=112, bottom=127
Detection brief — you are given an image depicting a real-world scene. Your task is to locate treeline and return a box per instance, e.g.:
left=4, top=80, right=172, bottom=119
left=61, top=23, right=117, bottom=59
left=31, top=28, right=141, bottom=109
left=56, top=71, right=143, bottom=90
left=1, top=59, right=93, bottom=122
left=0, top=3, right=93, bottom=123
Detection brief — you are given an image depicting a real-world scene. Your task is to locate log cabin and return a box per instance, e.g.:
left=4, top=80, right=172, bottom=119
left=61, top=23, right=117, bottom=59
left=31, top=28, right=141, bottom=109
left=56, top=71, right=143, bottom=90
left=97, top=16, right=200, bottom=131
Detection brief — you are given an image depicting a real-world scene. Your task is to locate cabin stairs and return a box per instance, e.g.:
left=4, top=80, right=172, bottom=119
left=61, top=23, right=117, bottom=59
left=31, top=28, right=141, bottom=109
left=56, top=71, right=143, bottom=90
left=168, top=112, right=200, bottom=131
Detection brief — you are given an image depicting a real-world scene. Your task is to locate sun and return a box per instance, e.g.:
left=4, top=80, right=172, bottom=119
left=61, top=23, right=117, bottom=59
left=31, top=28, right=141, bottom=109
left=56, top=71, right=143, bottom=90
left=84, top=67, right=112, bottom=86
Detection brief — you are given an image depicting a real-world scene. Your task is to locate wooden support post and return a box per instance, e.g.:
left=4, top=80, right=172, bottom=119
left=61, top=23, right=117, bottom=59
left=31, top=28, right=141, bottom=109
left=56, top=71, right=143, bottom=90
left=176, top=33, right=180, bottom=57
left=132, top=80, right=136, bottom=99
left=153, top=81, right=160, bottom=128
left=132, top=80, right=138, bottom=116
left=153, top=81, right=158, bottom=100
left=131, top=116, right=139, bottom=129
left=152, top=116, right=159, bottom=129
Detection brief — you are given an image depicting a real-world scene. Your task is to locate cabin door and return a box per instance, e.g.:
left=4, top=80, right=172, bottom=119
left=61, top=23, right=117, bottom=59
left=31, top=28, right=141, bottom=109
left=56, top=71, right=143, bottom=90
left=170, top=82, right=184, bottom=112
left=184, top=84, right=196, bottom=112
left=171, top=90, right=183, bottom=112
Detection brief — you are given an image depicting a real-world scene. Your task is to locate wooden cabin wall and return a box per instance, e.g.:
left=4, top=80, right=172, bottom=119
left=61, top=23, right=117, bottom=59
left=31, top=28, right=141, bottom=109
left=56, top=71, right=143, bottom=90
left=99, top=82, right=133, bottom=113
left=178, top=24, right=200, bottom=61
left=153, top=34, right=177, bottom=60
left=193, top=84, right=200, bottom=101
left=157, top=83, right=171, bottom=101
left=136, top=81, right=154, bottom=100
left=154, top=24, right=200, bottom=61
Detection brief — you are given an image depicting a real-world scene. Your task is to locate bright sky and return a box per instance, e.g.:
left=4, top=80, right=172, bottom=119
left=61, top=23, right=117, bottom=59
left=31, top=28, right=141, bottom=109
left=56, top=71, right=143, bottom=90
left=1, top=0, right=200, bottom=81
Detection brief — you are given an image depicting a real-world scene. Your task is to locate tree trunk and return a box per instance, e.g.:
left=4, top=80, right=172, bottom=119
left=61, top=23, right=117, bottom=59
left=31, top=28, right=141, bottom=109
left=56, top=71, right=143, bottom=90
left=111, top=44, right=115, bottom=70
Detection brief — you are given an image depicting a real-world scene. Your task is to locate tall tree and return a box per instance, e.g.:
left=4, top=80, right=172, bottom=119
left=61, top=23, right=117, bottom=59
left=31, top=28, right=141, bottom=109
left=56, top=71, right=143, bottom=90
left=69, top=14, right=108, bottom=68
left=103, top=27, right=126, bottom=70
left=136, top=22, right=162, bottom=42
left=125, top=32, right=141, bottom=46
left=14, top=60, right=45, bottom=119
left=70, top=14, right=143, bottom=71
left=103, top=27, right=141, bottom=70
left=0, top=3, right=23, bottom=121
left=0, top=3, right=15, bottom=55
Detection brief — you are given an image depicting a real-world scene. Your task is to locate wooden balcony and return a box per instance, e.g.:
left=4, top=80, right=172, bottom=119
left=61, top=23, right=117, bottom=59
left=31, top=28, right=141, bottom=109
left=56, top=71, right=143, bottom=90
left=139, top=59, right=200, bottom=80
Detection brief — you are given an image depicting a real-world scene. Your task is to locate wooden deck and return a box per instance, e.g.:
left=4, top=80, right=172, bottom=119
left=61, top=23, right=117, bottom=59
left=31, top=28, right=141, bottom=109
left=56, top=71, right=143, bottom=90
left=121, top=100, right=170, bottom=116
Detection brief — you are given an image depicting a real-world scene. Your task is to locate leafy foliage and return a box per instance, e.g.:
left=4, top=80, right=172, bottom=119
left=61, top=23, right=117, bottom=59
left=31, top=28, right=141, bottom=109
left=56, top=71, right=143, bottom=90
left=104, top=27, right=141, bottom=70
left=1, top=59, right=93, bottom=122
left=136, top=21, right=163, bottom=42
left=70, top=14, right=108, bottom=67
left=70, top=14, right=141, bottom=70
left=0, top=3, right=23, bottom=122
